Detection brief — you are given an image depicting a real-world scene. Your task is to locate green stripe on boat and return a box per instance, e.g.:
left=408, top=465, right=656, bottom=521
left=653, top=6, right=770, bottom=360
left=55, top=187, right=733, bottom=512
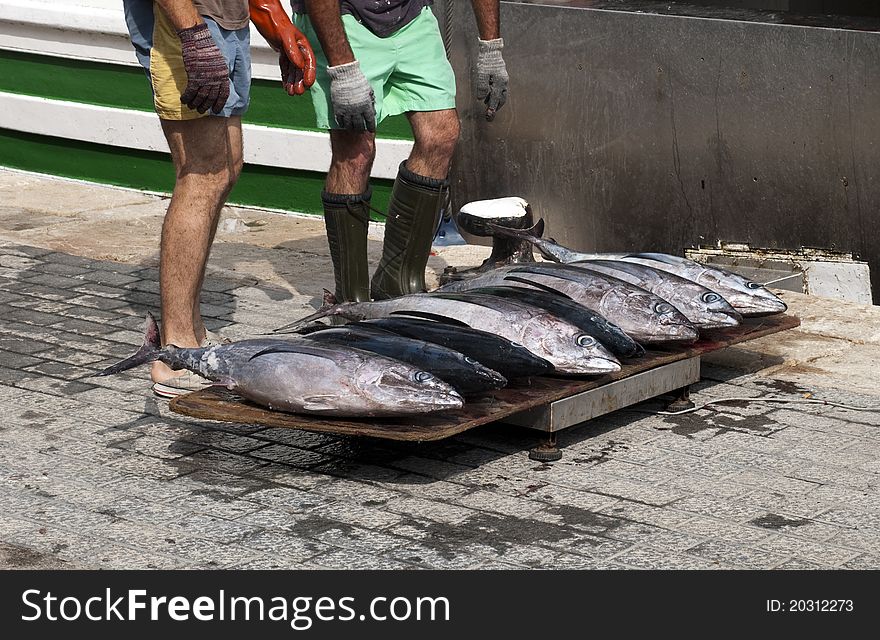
left=0, top=128, right=393, bottom=218
left=0, top=50, right=414, bottom=141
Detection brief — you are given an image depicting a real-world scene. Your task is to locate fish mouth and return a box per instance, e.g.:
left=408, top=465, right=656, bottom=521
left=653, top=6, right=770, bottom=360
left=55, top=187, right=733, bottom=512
left=590, top=357, right=622, bottom=374
left=664, top=323, right=700, bottom=341
left=435, top=391, right=465, bottom=410
left=395, top=390, right=463, bottom=412
left=735, top=300, right=788, bottom=317
left=693, top=311, right=742, bottom=329
left=727, top=291, right=788, bottom=316
left=556, top=357, right=621, bottom=375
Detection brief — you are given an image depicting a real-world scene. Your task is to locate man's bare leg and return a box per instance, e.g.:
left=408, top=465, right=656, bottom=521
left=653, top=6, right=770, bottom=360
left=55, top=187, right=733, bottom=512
left=405, top=109, right=460, bottom=178
left=151, top=115, right=241, bottom=383
left=191, top=117, right=244, bottom=338
left=326, top=129, right=376, bottom=193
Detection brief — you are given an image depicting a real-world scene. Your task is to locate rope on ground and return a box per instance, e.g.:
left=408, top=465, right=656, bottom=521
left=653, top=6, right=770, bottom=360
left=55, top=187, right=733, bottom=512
left=761, top=272, right=805, bottom=287
left=631, top=396, right=880, bottom=417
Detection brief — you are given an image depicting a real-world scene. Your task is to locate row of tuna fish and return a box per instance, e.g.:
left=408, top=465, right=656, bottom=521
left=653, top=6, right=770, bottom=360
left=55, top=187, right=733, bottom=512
left=97, top=226, right=786, bottom=418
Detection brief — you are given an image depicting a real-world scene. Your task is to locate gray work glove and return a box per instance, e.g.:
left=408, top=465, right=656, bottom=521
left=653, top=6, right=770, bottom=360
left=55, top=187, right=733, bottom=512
left=177, top=23, right=230, bottom=114
left=327, top=61, right=376, bottom=132
left=475, top=38, right=509, bottom=121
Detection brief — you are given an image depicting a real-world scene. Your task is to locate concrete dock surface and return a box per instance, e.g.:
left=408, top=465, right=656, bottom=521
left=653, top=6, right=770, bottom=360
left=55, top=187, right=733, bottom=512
left=1, top=168, right=878, bottom=570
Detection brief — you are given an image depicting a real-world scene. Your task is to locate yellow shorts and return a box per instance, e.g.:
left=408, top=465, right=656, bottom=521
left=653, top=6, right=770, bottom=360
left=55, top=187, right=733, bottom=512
left=123, top=0, right=251, bottom=120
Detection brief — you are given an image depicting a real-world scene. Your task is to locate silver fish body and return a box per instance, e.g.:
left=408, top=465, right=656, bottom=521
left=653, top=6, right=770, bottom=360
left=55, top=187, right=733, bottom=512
left=573, top=260, right=742, bottom=328
left=280, top=293, right=621, bottom=375
left=488, top=221, right=787, bottom=316
left=437, top=263, right=699, bottom=344
left=359, top=317, right=556, bottom=378
left=612, top=253, right=787, bottom=317
left=300, top=325, right=508, bottom=394
left=460, top=284, right=644, bottom=358
left=96, top=316, right=463, bottom=417
left=202, top=343, right=463, bottom=416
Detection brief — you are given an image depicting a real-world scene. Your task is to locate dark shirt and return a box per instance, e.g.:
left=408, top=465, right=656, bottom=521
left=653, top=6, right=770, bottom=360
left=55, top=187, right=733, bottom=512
left=194, top=0, right=250, bottom=30
left=291, top=0, right=433, bottom=38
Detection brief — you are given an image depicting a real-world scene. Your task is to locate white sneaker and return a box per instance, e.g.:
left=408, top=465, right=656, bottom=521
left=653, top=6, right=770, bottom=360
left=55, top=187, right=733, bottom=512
left=201, top=330, right=231, bottom=347
left=151, top=371, right=212, bottom=399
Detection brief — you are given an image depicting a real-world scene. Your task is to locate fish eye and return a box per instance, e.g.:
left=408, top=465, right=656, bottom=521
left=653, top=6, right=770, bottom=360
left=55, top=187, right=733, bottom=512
left=655, top=302, right=674, bottom=314
left=701, top=292, right=721, bottom=303
left=746, top=281, right=762, bottom=289
left=576, top=334, right=597, bottom=347
left=414, top=371, right=434, bottom=383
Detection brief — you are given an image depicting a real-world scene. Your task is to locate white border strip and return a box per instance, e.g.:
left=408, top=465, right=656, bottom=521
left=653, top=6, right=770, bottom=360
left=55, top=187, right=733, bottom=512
left=0, top=92, right=411, bottom=179
left=0, top=165, right=389, bottom=233
left=0, top=0, right=292, bottom=80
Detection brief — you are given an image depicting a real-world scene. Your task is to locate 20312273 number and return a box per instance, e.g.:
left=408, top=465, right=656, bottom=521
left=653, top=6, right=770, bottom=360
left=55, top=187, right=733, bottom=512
left=766, top=600, right=854, bottom=612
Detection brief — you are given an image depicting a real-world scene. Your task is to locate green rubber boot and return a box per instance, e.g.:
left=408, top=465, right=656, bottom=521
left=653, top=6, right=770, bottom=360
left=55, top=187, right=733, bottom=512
left=322, top=189, right=371, bottom=303
left=370, top=162, right=447, bottom=300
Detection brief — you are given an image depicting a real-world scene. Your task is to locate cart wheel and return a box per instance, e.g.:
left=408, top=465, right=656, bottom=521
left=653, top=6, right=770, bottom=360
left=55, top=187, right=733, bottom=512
left=529, top=432, right=562, bottom=462
left=529, top=444, right=563, bottom=462
left=666, top=385, right=696, bottom=412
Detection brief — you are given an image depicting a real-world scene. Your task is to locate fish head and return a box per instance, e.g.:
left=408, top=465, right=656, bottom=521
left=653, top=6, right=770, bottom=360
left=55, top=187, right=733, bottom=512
left=612, top=290, right=699, bottom=342
left=356, top=362, right=464, bottom=413
left=689, top=290, right=743, bottom=328
left=525, top=317, right=621, bottom=374
left=463, top=356, right=508, bottom=388
left=504, top=341, right=556, bottom=374
left=651, top=300, right=700, bottom=340
left=695, top=270, right=788, bottom=317
left=723, top=281, right=788, bottom=317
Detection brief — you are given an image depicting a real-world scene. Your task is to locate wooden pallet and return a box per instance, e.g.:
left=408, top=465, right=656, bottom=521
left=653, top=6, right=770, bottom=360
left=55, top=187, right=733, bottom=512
left=170, top=314, right=800, bottom=442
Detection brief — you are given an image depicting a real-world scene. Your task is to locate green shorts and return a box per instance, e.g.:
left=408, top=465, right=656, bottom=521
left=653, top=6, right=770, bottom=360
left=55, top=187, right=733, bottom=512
left=294, top=7, right=456, bottom=129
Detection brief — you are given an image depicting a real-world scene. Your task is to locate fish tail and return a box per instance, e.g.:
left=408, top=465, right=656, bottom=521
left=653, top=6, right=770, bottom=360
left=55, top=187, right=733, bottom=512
left=274, top=289, right=343, bottom=333
left=93, top=312, right=161, bottom=376
left=485, top=218, right=545, bottom=242
left=533, top=218, right=545, bottom=238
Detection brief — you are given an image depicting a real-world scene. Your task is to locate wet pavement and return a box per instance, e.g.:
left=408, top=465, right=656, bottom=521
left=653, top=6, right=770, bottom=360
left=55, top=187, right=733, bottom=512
left=1, top=168, right=879, bottom=569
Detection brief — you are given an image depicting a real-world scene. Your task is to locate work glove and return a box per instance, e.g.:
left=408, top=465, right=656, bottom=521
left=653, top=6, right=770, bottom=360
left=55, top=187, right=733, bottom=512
left=475, top=38, right=508, bottom=121
left=177, top=23, right=230, bottom=114
left=248, top=0, right=316, bottom=95
left=327, top=61, right=376, bottom=132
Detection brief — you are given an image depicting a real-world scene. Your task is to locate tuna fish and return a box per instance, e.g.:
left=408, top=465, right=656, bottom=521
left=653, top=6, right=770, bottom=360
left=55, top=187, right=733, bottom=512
left=573, top=260, right=742, bottom=329
left=461, top=285, right=644, bottom=358
left=487, top=220, right=788, bottom=317
left=96, top=314, right=463, bottom=417
left=276, top=291, right=621, bottom=375
left=357, top=317, right=555, bottom=379
left=436, top=263, right=699, bottom=344
left=299, top=324, right=507, bottom=394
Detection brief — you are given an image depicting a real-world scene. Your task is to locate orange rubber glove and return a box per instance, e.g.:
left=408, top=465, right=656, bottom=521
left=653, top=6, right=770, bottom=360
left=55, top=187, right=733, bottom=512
left=248, top=0, right=317, bottom=95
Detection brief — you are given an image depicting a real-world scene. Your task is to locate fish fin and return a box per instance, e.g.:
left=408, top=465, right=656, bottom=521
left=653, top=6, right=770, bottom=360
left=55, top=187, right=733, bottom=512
left=274, top=293, right=349, bottom=333
left=302, top=395, right=340, bottom=411
left=501, top=275, right=575, bottom=301
left=485, top=218, right=544, bottom=242
left=627, top=252, right=680, bottom=264
left=92, top=312, right=161, bottom=376
left=210, top=377, right=237, bottom=390
left=533, top=218, right=545, bottom=238
left=295, top=323, right=332, bottom=335
left=247, top=342, right=350, bottom=363
left=386, top=310, right=466, bottom=327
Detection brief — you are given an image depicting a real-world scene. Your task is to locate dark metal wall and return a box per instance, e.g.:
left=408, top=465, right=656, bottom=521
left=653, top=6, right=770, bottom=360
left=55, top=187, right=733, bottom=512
left=444, top=1, right=880, bottom=299
left=688, top=1, right=880, bottom=17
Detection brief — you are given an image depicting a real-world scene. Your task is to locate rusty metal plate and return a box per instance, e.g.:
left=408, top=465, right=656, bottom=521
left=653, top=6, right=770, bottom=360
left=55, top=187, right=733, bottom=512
left=170, top=314, right=800, bottom=442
